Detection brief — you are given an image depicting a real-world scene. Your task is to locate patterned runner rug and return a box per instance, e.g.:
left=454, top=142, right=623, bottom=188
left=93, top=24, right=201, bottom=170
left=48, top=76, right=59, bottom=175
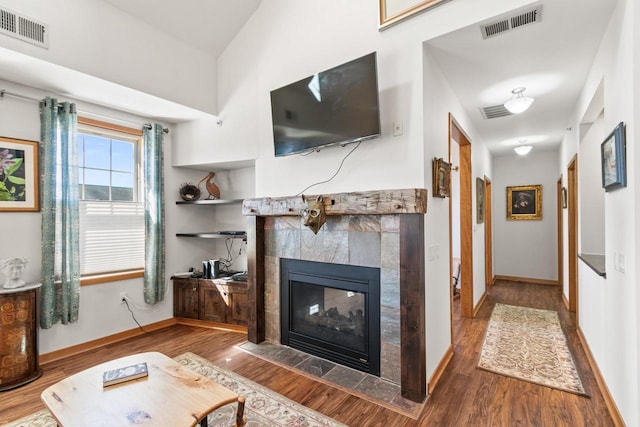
left=478, top=303, right=588, bottom=396
left=6, top=352, right=346, bottom=427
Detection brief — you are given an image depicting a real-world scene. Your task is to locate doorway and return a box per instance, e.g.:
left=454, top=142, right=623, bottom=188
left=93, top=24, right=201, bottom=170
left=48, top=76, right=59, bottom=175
left=557, top=175, right=564, bottom=288
left=449, top=114, right=473, bottom=318
left=484, top=176, right=493, bottom=287
left=568, top=156, right=578, bottom=318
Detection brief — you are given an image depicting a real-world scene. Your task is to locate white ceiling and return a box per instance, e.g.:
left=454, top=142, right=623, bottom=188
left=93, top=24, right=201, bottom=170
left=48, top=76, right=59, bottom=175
left=101, top=0, right=261, bottom=57
left=426, top=0, right=617, bottom=155
left=0, top=0, right=618, bottom=152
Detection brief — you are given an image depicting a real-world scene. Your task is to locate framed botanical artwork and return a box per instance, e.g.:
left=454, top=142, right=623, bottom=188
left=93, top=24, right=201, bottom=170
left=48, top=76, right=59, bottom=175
left=561, top=187, right=567, bottom=209
left=601, top=122, right=626, bottom=192
left=476, top=177, right=485, bottom=224
left=507, top=185, right=542, bottom=220
left=379, top=0, right=452, bottom=29
left=0, top=137, right=39, bottom=212
left=432, top=157, right=451, bottom=198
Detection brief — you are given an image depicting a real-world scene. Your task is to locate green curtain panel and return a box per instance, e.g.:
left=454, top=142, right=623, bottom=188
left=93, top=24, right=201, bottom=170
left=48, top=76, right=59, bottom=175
left=143, top=124, right=166, bottom=304
left=39, top=97, right=81, bottom=329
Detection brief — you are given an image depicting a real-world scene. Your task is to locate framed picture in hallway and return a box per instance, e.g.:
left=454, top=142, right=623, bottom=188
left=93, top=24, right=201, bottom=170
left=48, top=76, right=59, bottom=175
left=506, top=184, right=542, bottom=220
left=476, top=177, right=484, bottom=224
left=432, top=157, right=451, bottom=198
left=0, top=137, right=39, bottom=212
left=601, top=121, right=626, bottom=192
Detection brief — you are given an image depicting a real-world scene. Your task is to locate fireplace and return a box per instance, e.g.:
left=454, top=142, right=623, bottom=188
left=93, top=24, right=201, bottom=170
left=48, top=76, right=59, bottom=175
left=281, top=258, right=380, bottom=375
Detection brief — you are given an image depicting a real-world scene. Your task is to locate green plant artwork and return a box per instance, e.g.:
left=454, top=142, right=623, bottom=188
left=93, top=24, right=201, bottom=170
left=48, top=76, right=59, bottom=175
left=0, top=148, right=27, bottom=202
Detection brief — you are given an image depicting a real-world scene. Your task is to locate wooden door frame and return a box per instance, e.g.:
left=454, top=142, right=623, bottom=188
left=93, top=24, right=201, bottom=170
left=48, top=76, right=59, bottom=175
left=557, top=175, right=564, bottom=288
left=484, top=176, right=493, bottom=286
left=568, top=156, right=578, bottom=317
left=449, top=114, right=473, bottom=318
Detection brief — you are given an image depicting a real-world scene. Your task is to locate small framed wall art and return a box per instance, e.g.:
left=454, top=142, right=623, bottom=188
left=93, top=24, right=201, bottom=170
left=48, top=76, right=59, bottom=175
left=432, top=157, right=451, bottom=198
left=601, top=121, right=626, bottom=192
left=0, top=136, right=39, bottom=212
left=476, top=177, right=485, bottom=224
left=507, top=184, right=542, bottom=220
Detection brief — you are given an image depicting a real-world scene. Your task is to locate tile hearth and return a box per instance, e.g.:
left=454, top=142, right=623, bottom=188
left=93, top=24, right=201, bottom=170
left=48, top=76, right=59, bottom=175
left=238, top=341, right=420, bottom=416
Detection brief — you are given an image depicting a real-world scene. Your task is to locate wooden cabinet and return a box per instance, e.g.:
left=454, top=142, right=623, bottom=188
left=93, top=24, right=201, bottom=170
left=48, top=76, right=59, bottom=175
left=173, top=278, right=248, bottom=327
left=0, top=283, right=42, bottom=391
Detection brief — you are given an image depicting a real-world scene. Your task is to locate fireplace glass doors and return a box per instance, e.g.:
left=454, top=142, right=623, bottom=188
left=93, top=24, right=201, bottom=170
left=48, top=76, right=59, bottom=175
left=281, top=259, right=380, bottom=375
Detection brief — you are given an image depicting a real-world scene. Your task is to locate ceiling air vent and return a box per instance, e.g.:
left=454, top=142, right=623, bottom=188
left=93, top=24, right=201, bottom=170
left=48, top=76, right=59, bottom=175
left=480, top=6, right=542, bottom=39
left=0, top=7, right=48, bottom=48
left=480, top=104, right=513, bottom=120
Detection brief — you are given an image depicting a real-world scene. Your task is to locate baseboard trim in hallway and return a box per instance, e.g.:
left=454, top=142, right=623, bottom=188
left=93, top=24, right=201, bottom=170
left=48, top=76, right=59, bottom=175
left=577, top=328, right=625, bottom=427
left=494, top=275, right=558, bottom=286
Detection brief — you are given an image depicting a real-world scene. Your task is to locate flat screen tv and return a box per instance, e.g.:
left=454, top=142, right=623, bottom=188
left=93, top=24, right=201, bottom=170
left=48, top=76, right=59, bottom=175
left=270, top=52, right=381, bottom=157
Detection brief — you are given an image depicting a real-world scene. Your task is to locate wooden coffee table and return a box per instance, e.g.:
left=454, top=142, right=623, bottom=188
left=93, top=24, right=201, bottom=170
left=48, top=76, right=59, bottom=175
left=41, top=352, right=245, bottom=426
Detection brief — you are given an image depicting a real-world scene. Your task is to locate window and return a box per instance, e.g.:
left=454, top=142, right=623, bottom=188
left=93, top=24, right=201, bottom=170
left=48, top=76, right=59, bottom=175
left=77, top=118, right=145, bottom=282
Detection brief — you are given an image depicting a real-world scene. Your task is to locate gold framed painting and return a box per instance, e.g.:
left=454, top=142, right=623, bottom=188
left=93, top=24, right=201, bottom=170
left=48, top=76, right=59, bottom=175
left=506, top=185, right=541, bottom=220
left=432, top=157, right=451, bottom=198
left=379, top=0, right=452, bottom=29
left=476, top=177, right=485, bottom=224
left=0, top=136, right=39, bottom=212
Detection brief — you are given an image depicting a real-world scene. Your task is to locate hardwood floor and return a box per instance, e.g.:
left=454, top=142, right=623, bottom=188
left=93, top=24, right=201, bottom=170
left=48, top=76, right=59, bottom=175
left=1, top=280, right=614, bottom=426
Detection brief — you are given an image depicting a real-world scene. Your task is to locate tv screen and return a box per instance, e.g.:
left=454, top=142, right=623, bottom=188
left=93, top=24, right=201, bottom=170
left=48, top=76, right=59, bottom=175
left=270, top=52, right=381, bottom=157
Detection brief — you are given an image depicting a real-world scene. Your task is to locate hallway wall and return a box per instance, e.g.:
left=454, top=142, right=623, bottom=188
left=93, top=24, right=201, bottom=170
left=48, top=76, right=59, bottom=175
left=560, top=0, right=639, bottom=424
left=493, top=150, right=559, bottom=282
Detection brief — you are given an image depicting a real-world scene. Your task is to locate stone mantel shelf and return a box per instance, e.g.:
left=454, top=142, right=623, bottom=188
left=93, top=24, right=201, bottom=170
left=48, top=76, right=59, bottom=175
left=242, top=188, right=427, bottom=217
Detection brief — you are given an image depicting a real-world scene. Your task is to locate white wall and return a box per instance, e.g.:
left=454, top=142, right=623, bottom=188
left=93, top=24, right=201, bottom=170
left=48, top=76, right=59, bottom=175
left=0, top=0, right=217, bottom=114
left=493, top=150, right=559, bottom=281
left=559, top=0, right=639, bottom=424
left=423, top=45, right=491, bottom=377
left=578, top=114, right=605, bottom=254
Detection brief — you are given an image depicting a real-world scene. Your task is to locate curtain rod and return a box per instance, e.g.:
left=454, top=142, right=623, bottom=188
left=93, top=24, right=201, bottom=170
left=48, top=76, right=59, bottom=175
left=1, top=88, right=169, bottom=133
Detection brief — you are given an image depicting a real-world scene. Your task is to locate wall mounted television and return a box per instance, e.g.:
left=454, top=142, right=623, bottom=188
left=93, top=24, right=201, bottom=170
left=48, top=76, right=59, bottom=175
left=270, top=52, right=381, bottom=157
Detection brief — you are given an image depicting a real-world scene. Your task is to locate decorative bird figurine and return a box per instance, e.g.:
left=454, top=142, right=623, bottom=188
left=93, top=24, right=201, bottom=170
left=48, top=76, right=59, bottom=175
left=198, top=172, right=221, bottom=200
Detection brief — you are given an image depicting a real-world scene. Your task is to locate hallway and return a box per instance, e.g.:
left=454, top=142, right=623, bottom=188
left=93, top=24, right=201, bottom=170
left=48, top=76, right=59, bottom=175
left=421, top=279, right=614, bottom=426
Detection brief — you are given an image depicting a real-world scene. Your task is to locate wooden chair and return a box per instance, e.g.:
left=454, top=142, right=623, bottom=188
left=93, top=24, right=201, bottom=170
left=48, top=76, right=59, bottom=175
left=199, top=396, right=245, bottom=427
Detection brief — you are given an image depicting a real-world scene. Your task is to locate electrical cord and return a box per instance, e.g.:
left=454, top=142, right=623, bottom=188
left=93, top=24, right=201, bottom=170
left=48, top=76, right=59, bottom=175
left=122, top=297, right=148, bottom=334
left=295, top=141, right=362, bottom=196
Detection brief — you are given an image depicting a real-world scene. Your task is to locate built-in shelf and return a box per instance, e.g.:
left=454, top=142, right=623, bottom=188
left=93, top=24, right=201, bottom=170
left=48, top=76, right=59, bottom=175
left=578, top=253, right=606, bottom=278
left=176, top=232, right=246, bottom=240
left=176, top=199, right=243, bottom=205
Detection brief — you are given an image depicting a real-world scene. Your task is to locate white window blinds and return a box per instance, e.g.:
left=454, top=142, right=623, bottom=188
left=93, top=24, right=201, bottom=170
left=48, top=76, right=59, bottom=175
left=79, top=200, right=145, bottom=275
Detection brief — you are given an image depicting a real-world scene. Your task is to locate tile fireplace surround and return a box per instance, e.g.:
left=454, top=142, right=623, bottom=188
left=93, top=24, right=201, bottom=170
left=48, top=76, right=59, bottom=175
left=242, top=188, right=427, bottom=403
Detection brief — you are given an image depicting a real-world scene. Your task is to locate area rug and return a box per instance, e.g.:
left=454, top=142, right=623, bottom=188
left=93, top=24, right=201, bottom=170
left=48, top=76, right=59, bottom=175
left=5, top=352, right=346, bottom=427
left=478, top=303, right=588, bottom=396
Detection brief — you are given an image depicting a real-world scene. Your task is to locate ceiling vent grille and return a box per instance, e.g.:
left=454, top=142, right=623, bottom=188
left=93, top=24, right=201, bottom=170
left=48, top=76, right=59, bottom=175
left=480, top=105, right=513, bottom=120
left=0, top=7, right=48, bottom=48
left=481, top=6, right=542, bottom=39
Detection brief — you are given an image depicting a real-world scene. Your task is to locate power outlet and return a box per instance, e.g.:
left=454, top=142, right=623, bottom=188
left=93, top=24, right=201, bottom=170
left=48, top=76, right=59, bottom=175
left=119, top=292, right=128, bottom=303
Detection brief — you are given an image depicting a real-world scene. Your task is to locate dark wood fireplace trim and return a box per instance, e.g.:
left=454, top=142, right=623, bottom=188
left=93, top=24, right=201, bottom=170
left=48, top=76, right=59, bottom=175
left=243, top=188, right=427, bottom=402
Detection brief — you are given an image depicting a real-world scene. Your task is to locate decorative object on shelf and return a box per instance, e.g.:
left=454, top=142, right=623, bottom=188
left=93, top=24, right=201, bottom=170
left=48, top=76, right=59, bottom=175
left=198, top=172, right=221, bottom=200
left=301, top=195, right=326, bottom=235
left=432, top=157, right=451, bottom=198
left=0, top=257, right=28, bottom=289
left=379, top=0, right=451, bottom=29
left=601, top=121, right=626, bottom=192
left=476, top=177, right=485, bottom=224
left=506, top=184, right=542, bottom=220
left=178, top=183, right=201, bottom=201
left=0, top=137, right=39, bottom=212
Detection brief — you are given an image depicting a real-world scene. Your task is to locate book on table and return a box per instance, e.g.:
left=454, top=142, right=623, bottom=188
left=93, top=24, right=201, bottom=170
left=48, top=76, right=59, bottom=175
left=102, top=362, right=148, bottom=387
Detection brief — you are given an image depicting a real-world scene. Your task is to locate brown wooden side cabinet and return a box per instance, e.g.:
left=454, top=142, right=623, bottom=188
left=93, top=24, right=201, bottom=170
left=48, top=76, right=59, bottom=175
left=0, top=283, right=42, bottom=391
left=173, top=278, right=248, bottom=327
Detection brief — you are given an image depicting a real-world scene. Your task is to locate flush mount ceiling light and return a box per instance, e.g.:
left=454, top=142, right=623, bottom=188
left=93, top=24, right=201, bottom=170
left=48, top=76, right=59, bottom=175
left=504, top=87, right=534, bottom=114
left=514, top=144, right=533, bottom=155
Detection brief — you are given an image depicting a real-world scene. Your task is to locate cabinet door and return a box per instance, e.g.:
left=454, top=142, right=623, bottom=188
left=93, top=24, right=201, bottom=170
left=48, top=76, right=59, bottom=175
left=173, top=279, right=199, bottom=319
left=229, top=291, right=249, bottom=326
left=200, top=281, right=228, bottom=323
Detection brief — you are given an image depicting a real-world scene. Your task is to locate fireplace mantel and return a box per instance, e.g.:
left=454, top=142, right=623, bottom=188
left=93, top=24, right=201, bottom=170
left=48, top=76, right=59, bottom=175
left=243, top=188, right=427, bottom=403
left=242, top=188, right=427, bottom=217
